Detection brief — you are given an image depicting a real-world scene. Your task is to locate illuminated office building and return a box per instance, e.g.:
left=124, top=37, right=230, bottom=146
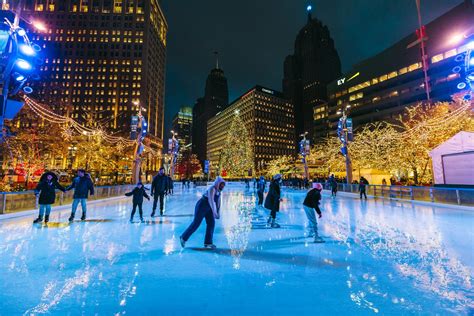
left=327, top=0, right=473, bottom=137
left=171, top=106, right=192, bottom=148
left=207, top=86, right=295, bottom=173
left=2, top=0, right=167, bottom=150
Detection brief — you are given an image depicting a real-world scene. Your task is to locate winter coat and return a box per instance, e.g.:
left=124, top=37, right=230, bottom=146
left=359, top=178, right=369, bottom=191
left=303, top=189, right=322, bottom=215
left=67, top=174, right=94, bottom=199
left=151, top=174, right=168, bottom=195
left=264, top=180, right=281, bottom=212
left=329, top=177, right=338, bottom=189
left=125, top=187, right=150, bottom=204
left=35, top=178, right=66, bottom=205
left=257, top=180, right=266, bottom=193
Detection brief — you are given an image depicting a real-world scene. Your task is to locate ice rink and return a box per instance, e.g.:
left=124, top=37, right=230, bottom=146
left=0, top=184, right=472, bottom=315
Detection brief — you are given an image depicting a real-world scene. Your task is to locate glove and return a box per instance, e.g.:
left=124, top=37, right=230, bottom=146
left=318, top=213, right=322, bottom=219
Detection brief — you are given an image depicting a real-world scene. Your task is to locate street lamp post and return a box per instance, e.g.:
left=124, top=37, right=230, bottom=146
left=169, top=130, right=179, bottom=179
left=299, top=132, right=310, bottom=180
left=337, top=105, right=353, bottom=184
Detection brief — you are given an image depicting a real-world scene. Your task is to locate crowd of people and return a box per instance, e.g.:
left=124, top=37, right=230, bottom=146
left=31, top=167, right=377, bottom=248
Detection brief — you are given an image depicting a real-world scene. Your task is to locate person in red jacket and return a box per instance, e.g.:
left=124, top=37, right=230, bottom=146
left=303, top=182, right=325, bottom=243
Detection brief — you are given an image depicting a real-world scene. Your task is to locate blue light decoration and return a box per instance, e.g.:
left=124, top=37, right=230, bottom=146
left=18, top=44, right=35, bottom=56
left=453, top=38, right=474, bottom=100
left=17, top=28, right=26, bottom=37
left=307, top=5, right=312, bottom=11
left=15, top=59, right=32, bottom=70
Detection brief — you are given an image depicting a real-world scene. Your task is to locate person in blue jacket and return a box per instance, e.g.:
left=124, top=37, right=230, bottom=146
left=67, top=169, right=94, bottom=222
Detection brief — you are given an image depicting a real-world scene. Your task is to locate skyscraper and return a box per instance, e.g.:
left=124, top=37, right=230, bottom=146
left=4, top=0, right=167, bottom=150
left=171, top=106, right=192, bottom=148
left=192, top=60, right=229, bottom=163
left=283, top=6, right=341, bottom=143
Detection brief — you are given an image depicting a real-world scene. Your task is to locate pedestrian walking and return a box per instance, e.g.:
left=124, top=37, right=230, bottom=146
left=359, top=177, right=368, bottom=199
left=67, top=169, right=94, bottom=222
left=256, top=176, right=266, bottom=207
left=329, top=174, right=338, bottom=197
left=303, top=183, right=325, bottom=243
left=168, top=175, right=174, bottom=195
left=151, top=167, right=168, bottom=217
left=125, top=182, right=150, bottom=222
left=264, top=174, right=283, bottom=228
left=180, top=177, right=226, bottom=249
left=33, top=171, right=66, bottom=224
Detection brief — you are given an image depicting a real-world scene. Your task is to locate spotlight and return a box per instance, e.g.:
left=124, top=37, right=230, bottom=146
left=16, top=59, right=32, bottom=70
left=19, top=44, right=36, bottom=56
left=457, top=82, right=467, bottom=90
left=307, top=5, right=312, bottom=11
left=13, top=72, right=25, bottom=81
left=449, top=33, right=464, bottom=45
left=17, top=28, right=26, bottom=37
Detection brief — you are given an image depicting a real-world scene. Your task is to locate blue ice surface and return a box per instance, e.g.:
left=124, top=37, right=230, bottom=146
left=0, top=184, right=472, bottom=315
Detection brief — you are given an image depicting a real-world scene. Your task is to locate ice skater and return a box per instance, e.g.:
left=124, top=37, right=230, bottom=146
left=180, top=177, right=226, bottom=249
left=67, top=169, right=94, bottom=222
left=359, top=177, right=368, bottom=199
left=151, top=167, right=168, bottom=217
left=264, top=174, right=283, bottom=228
left=256, top=176, right=266, bottom=207
left=125, top=182, right=150, bottom=222
left=33, top=171, right=66, bottom=224
left=329, top=174, right=338, bottom=197
left=303, top=183, right=325, bottom=243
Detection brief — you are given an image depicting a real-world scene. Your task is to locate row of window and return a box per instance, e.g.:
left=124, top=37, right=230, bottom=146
left=47, top=58, right=142, bottom=65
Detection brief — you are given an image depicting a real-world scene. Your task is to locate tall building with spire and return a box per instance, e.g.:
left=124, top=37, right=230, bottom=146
left=283, top=5, right=341, bottom=143
left=192, top=54, right=229, bottom=163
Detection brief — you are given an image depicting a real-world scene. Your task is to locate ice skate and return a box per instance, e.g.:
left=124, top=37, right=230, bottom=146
left=204, top=244, right=217, bottom=249
left=180, top=236, right=186, bottom=248
left=314, top=236, right=325, bottom=243
left=68, top=214, right=75, bottom=222
left=33, top=216, right=43, bottom=224
left=44, top=215, right=50, bottom=223
left=150, top=211, right=155, bottom=217
left=270, top=218, right=281, bottom=228
left=80, top=213, right=86, bottom=221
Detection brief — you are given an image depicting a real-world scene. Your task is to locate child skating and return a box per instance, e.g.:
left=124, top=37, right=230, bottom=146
left=125, top=182, right=150, bottom=223
left=303, top=183, right=325, bottom=243
left=33, top=171, right=66, bottom=224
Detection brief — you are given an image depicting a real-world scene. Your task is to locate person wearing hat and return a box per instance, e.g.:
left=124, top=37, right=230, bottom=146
left=33, top=171, right=66, bottom=224
left=151, top=167, right=169, bottom=217
left=303, top=182, right=325, bottom=243
left=67, top=169, right=94, bottom=222
left=264, top=174, right=283, bottom=228
left=256, top=176, right=266, bottom=207
left=125, top=182, right=150, bottom=223
left=180, top=177, right=226, bottom=249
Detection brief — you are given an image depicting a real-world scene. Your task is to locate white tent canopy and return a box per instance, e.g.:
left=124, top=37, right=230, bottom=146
left=429, top=131, right=474, bottom=185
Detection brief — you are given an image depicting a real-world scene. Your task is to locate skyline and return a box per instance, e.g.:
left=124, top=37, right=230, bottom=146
left=161, top=0, right=464, bottom=134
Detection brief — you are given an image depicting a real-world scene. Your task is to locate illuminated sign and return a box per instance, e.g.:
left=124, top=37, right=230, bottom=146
left=261, top=88, right=274, bottom=95
left=337, top=78, right=346, bottom=85
left=337, top=72, right=360, bottom=86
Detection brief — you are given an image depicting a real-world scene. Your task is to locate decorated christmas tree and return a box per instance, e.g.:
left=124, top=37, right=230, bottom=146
left=218, top=113, right=254, bottom=177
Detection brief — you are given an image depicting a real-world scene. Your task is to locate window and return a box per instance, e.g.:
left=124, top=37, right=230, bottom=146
left=371, top=78, right=379, bottom=85
left=431, top=53, right=444, bottom=63
left=408, top=62, right=421, bottom=72
left=379, top=74, right=388, bottom=82
left=444, top=49, right=457, bottom=59
left=388, top=71, right=398, bottom=79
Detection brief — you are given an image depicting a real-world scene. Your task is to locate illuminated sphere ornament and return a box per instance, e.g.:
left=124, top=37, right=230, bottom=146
left=307, top=5, right=312, bottom=11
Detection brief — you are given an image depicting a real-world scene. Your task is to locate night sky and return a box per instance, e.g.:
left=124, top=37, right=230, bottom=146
left=161, top=0, right=463, bottom=136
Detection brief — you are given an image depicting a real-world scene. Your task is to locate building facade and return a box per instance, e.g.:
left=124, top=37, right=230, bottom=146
left=171, top=106, right=192, bottom=148
left=327, top=0, right=474, bottom=136
left=283, top=7, right=341, bottom=144
left=192, top=66, right=229, bottom=163
left=207, top=86, right=295, bottom=174
left=3, top=0, right=167, bottom=150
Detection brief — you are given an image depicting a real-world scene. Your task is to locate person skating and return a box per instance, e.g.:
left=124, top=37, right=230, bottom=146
left=180, top=177, right=226, bottom=249
left=264, top=174, right=283, bottom=228
left=256, top=176, right=266, bottom=207
left=67, top=169, right=94, bottom=222
left=151, top=167, right=168, bottom=217
left=329, top=174, right=338, bottom=197
left=359, top=177, right=368, bottom=199
left=167, top=175, right=174, bottom=195
left=303, top=183, right=325, bottom=243
left=33, top=171, right=66, bottom=224
left=125, top=182, right=150, bottom=222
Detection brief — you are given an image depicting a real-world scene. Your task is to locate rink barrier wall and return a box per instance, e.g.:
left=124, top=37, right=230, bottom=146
left=324, top=183, right=474, bottom=207
left=0, top=184, right=136, bottom=215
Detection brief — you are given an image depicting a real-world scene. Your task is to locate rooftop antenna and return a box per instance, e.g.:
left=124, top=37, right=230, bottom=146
left=306, top=4, right=313, bottom=21
left=214, top=51, right=219, bottom=69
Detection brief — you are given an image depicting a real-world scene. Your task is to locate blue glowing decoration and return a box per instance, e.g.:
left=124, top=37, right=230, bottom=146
left=17, top=28, right=26, bottom=37
left=469, top=56, right=474, bottom=66
left=307, top=5, right=312, bottom=11
left=16, top=59, right=32, bottom=70
left=457, top=82, right=467, bottom=90
left=468, top=41, right=474, bottom=50
left=463, top=94, right=472, bottom=101
left=23, top=86, right=33, bottom=94
left=19, top=44, right=35, bottom=56
left=467, top=72, right=474, bottom=81
left=13, top=73, right=25, bottom=81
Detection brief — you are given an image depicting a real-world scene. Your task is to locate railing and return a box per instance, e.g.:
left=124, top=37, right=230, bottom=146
left=324, top=183, right=474, bottom=207
left=0, top=184, right=136, bottom=215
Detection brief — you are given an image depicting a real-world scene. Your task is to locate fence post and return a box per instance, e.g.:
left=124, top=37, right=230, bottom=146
left=410, top=187, right=414, bottom=200
left=429, top=188, right=434, bottom=203
left=1, top=193, right=6, bottom=214
left=456, top=190, right=461, bottom=205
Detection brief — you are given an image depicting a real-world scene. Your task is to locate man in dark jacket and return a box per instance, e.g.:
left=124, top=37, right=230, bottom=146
left=33, top=171, right=66, bottom=224
left=303, top=183, right=325, bottom=243
left=256, top=176, right=266, bottom=207
left=359, top=177, right=369, bottom=199
left=329, top=174, right=338, bottom=197
left=67, top=169, right=94, bottom=222
left=125, top=182, right=150, bottom=222
left=151, top=167, right=168, bottom=216
left=264, top=174, right=282, bottom=228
